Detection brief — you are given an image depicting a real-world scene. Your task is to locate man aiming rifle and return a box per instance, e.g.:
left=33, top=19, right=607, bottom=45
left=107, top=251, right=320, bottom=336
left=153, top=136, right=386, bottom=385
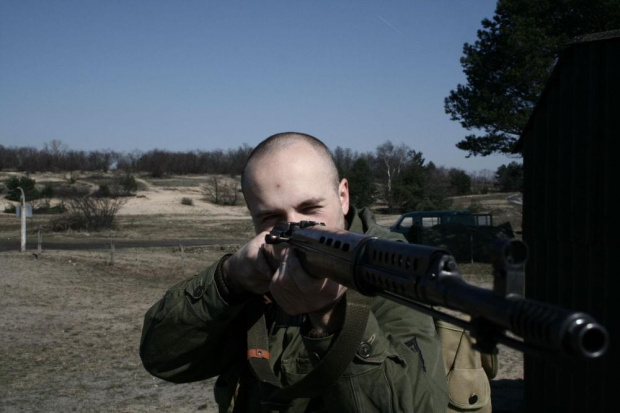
left=140, top=132, right=453, bottom=412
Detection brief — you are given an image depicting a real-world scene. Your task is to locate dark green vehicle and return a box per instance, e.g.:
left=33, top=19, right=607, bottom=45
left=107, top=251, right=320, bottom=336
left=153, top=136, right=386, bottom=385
left=390, top=210, right=512, bottom=262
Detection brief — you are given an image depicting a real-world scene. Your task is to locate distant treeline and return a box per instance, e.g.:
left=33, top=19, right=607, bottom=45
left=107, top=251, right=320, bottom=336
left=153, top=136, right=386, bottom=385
left=0, top=140, right=522, bottom=211
left=0, top=141, right=253, bottom=177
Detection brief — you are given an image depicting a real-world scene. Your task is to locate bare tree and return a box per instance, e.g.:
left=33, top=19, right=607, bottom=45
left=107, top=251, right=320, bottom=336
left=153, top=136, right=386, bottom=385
left=42, top=140, right=69, bottom=172
left=375, top=141, right=424, bottom=210
left=43, top=139, right=68, bottom=157
left=469, top=169, right=495, bottom=194
left=376, top=141, right=408, bottom=200
left=203, top=176, right=240, bottom=206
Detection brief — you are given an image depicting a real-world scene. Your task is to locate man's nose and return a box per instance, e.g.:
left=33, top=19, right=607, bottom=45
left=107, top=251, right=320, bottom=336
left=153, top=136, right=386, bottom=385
left=284, top=212, right=305, bottom=223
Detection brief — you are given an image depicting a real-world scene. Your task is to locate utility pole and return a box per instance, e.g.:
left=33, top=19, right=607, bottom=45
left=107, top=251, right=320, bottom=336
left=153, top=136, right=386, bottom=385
left=17, top=186, right=26, bottom=252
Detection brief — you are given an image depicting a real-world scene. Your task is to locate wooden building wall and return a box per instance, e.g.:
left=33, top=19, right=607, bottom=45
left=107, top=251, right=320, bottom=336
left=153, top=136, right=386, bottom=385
left=520, top=32, right=619, bottom=412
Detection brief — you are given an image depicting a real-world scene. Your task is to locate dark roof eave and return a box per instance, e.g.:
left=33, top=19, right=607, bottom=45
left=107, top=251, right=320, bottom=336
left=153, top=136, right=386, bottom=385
left=515, top=30, right=620, bottom=155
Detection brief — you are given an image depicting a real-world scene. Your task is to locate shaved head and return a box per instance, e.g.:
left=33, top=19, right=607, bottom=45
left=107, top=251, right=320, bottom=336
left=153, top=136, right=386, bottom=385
left=240, top=132, right=349, bottom=232
left=241, top=132, right=340, bottom=198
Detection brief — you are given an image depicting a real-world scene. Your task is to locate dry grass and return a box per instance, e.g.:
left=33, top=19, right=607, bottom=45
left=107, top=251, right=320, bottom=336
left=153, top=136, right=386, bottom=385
left=0, top=248, right=225, bottom=412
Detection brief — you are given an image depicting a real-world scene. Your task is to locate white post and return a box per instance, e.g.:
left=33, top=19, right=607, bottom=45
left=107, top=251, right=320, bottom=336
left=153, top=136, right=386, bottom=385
left=17, top=187, right=26, bottom=252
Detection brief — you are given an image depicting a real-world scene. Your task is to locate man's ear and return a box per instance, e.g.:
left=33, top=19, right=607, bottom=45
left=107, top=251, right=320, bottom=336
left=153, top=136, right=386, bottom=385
left=339, top=178, right=350, bottom=215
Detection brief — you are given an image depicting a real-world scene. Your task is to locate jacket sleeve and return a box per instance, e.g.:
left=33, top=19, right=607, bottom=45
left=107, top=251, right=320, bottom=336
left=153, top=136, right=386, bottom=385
left=295, top=296, right=449, bottom=412
left=139, top=256, right=248, bottom=383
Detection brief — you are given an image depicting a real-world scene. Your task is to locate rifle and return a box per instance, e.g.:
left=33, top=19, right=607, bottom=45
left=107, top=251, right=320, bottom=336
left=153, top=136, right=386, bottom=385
left=265, top=221, right=609, bottom=359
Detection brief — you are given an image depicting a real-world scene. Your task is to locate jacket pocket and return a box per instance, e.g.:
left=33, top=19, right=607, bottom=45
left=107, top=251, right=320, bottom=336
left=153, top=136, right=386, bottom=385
left=446, top=367, right=491, bottom=411
left=280, top=357, right=313, bottom=386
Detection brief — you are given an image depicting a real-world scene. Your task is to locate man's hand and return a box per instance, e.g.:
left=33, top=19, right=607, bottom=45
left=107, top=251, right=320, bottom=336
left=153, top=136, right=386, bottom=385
left=222, top=236, right=346, bottom=332
left=221, top=231, right=275, bottom=295
left=269, top=248, right=347, bottom=333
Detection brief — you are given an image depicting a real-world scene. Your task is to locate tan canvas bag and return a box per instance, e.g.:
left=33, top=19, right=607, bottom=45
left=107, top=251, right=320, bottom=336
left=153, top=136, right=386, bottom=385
left=435, top=320, right=498, bottom=413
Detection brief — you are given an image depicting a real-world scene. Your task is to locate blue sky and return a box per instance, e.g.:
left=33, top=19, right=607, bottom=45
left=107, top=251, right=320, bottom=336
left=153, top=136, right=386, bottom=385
left=0, top=0, right=517, bottom=172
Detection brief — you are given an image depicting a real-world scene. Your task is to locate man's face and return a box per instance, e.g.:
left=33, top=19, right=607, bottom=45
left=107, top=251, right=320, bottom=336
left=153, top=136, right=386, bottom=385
left=244, top=142, right=350, bottom=234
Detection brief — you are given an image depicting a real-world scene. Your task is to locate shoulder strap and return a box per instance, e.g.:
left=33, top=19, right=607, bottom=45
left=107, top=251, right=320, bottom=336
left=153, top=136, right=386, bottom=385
left=246, top=290, right=372, bottom=411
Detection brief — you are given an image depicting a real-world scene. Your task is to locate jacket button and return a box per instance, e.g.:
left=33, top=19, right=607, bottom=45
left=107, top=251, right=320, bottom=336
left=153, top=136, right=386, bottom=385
left=358, top=342, right=372, bottom=358
left=193, top=286, right=204, bottom=298
left=311, top=352, right=321, bottom=362
left=469, top=394, right=478, bottom=405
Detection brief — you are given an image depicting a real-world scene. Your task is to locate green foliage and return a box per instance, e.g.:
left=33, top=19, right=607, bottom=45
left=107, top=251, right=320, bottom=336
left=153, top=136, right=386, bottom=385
left=448, top=169, right=472, bottom=196
left=40, top=183, right=54, bottom=198
left=347, top=158, right=376, bottom=208
left=391, top=162, right=453, bottom=212
left=495, top=162, right=523, bottom=192
left=332, top=146, right=356, bottom=178
left=391, top=162, right=426, bottom=211
left=418, top=167, right=454, bottom=211
left=4, top=176, right=40, bottom=201
left=445, top=0, right=620, bottom=157
left=4, top=204, right=16, bottom=213
left=117, top=174, right=138, bottom=195
left=94, top=184, right=112, bottom=198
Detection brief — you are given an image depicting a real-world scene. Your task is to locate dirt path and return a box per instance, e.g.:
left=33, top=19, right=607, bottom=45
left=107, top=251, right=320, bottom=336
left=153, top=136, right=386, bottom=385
left=0, top=238, right=244, bottom=253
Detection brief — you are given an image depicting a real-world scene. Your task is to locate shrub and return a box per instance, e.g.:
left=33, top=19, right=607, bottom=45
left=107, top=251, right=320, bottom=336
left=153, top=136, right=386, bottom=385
left=49, top=195, right=126, bottom=231
left=34, top=201, right=67, bottom=214
left=40, top=183, right=54, bottom=198
left=4, top=204, right=16, bottom=214
left=117, top=174, right=138, bottom=195
left=467, top=200, right=484, bottom=213
left=181, top=197, right=194, bottom=206
left=93, top=184, right=112, bottom=198
left=4, top=176, right=40, bottom=201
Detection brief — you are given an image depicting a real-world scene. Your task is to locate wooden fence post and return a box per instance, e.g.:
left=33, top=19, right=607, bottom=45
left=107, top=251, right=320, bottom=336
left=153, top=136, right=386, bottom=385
left=38, top=227, right=42, bottom=254
left=180, top=243, right=186, bottom=268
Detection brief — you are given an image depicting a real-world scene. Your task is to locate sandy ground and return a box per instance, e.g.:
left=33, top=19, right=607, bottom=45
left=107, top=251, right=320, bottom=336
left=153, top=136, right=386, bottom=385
left=117, top=178, right=250, bottom=220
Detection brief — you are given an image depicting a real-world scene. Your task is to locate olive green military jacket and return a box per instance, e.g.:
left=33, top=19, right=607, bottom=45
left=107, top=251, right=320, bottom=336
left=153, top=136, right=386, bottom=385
left=140, top=208, right=449, bottom=412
